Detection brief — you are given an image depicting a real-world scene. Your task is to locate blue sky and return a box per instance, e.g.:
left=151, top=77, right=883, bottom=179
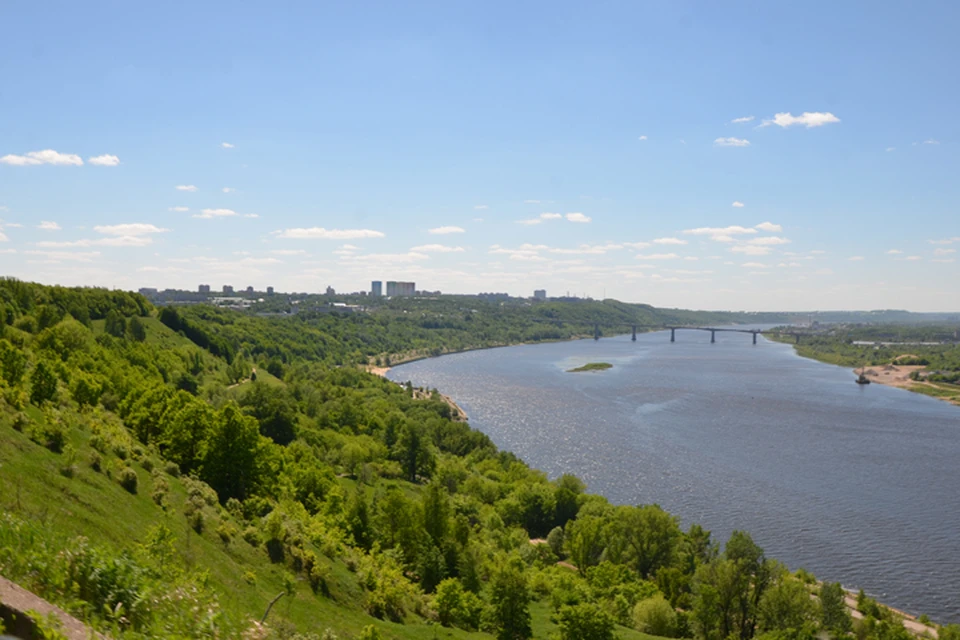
left=1, top=1, right=957, bottom=311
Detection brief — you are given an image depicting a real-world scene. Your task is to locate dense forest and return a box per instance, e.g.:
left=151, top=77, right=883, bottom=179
left=1, top=278, right=957, bottom=639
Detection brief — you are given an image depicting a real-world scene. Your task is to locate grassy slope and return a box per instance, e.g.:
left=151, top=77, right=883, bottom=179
left=0, top=319, right=667, bottom=639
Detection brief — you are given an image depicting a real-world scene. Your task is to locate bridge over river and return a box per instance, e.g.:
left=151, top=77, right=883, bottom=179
left=592, top=324, right=808, bottom=344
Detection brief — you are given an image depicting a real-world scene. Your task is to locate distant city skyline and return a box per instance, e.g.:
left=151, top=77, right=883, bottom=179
left=1, top=2, right=958, bottom=311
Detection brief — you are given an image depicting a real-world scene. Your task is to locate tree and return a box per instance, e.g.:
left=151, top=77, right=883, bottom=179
left=29, top=361, right=57, bottom=405
left=757, top=572, right=817, bottom=633
left=435, top=578, right=464, bottom=627
left=490, top=563, right=532, bottom=640
left=239, top=382, right=297, bottom=445
left=615, top=504, right=682, bottom=578
left=565, top=515, right=607, bottom=570
left=557, top=603, right=616, bottom=640
left=554, top=473, right=585, bottom=528
left=422, top=480, right=450, bottom=545
left=201, top=403, right=264, bottom=501
left=128, top=315, right=147, bottom=341
left=634, top=595, right=678, bottom=637
left=819, top=582, right=851, bottom=636
left=161, top=400, right=214, bottom=473
left=392, top=422, right=435, bottom=482
left=71, top=370, right=102, bottom=407
left=0, top=339, right=27, bottom=386
left=105, top=309, right=126, bottom=338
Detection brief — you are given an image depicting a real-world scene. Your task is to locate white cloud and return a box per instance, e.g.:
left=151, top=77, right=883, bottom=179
left=518, top=212, right=562, bottom=225
left=410, top=244, right=466, bottom=253
left=934, top=248, right=956, bottom=257
left=221, top=142, right=235, bottom=149
left=638, top=135, right=648, bottom=141
left=755, top=221, right=782, bottom=232
left=169, top=206, right=189, bottom=212
left=732, top=245, right=772, bottom=256
left=94, top=223, right=169, bottom=236
left=275, top=227, right=386, bottom=239
left=0, top=149, right=83, bottom=166
left=5, top=223, right=23, bottom=228
left=243, top=213, right=259, bottom=218
left=761, top=112, right=841, bottom=128
left=684, top=225, right=758, bottom=240
left=714, top=137, right=750, bottom=147
left=222, top=187, right=236, bottom=193
left=175, top=185, right=198, bottom=192
left=624, top=242, right=652, bottom=249
left=38, top=221, right=61, bottom=231
left=24, top=250, right=101, bottom=262
left=886, top=249, right=902, bottom=254
left=886, top=147, right=895, bottom=152
left=848, top=256, right=865, bottom=261
left=340, top=251, right=428, bottom=264
left=730, top=116, right=755, bottom=124
left=524, top=199, right=541, bottom=204
left=36, top=236, right=154, bottom=248
left=428, top=226, right=465, bottom=235
left=271, top=249, right=307, bottom=256
left=653, top=237, right=687, bottom=245
left=0, top=232, right=7, bottom=242
left=566, top=212, right=591, bottom=223
left=88, top=154, right=120, bottom=166
left=194, top=208, right=237, bottom=219
left=474, top=205, right=488, bottom=210
left=635, top=253, right=680, bottom=260
left=929, top=237, right=960, bottom=245
left=741, top=262, right=769, bottom=268
left=732, top=201, right=745, bottom=208
left=933, top=258, right=956, bottom=264
left=747, top=236, right=790, bottom=246
left=923, top=139, right=940, bottom=145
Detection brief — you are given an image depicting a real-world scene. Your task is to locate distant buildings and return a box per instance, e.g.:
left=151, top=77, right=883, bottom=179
left=138, top=287, right=158, bottom=296
left=534, top=289, right=547, bottom=300
left=386, top=281, right=415, bottom=297
left=198, top=284, right=211, bottom=294
left=223, top=285, right=234, bottom=294
left=266, top=286, right=274, bottom=295
left=245, top=286, right=254, bottom=294
left=371, top=280, right=382, bottom=297
left=325, top=286, right=335, bottom=296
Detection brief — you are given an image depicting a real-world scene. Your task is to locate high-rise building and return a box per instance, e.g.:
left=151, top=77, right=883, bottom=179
left=198, top=284, right=211, bottom=294
left=266, top=286, right=274, bottom=295
left=534, top=289, right=547, bottom=300
left=245, top=286, right=254, bottom=294
left=326, top=285, right=335, bottom=295
left=386, top=281, right=415, bottom=296
left=371, top=280, right=382, bottom=297
left=223, top=285, right=234, bottom=294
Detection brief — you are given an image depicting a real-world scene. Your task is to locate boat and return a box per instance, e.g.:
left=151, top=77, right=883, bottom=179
left=856, top=366, right=871, bottom=385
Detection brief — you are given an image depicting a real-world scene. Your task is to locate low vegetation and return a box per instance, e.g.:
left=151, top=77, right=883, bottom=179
left=568, top=362, right=614, bottom=373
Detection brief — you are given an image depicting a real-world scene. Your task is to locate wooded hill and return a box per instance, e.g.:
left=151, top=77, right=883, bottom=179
left=1, top=278, right=955, bottom=640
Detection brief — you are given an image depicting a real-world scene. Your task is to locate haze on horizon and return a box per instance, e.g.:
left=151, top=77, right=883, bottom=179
left=1, top=1, right=958, bottom=312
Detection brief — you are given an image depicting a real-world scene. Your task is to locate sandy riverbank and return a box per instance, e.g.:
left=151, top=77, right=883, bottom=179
left=857, top=363, right=960, bottom=406
left=364, top=364, right=468, bottom=422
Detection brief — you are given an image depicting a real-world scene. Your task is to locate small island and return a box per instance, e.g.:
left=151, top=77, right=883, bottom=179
left=567, top=362, right=613, bottom=373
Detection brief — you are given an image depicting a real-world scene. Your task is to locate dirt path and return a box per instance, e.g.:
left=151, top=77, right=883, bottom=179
left=0, top=574, right=103, bottom=639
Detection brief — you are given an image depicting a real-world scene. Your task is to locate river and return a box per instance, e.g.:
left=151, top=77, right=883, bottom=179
left=387, top=329, right=960, bottom=623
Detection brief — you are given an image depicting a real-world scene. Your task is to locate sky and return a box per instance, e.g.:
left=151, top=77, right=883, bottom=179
left=1, top=1, right=958, bottom=311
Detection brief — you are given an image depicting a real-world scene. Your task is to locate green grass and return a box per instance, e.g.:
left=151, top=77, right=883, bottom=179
left=909, top=383, right=960, bottom=400
left=567, top=362, right=613, bottom=373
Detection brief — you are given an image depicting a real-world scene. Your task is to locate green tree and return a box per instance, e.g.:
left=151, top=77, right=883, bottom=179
left=940, top=625, right=960, bottom=640
left=490, top=563, right=532, bottom=640
left=392, top=422, right=435, bottom=482
left=633, top=595, right=679, bottom=637
left=422, top=480, right=450, bottom=545
left=104, top=309, right=126, bottom=337
left=615, top=504, right=681, bottom=578
left=435, top=577, right=465, bottom=627
left=757, top=571, right=817, bottom=633
left=161, top=400, right=214, bottom=473
left=128, top=315, right=147, bottom=341
left=557, top=602, right=616, bottom=640
left=71, top=371, right=102, bottom=407
left=565, top=515, right=607, bottom=570
left=819, top=582, right=851, bottom=636
left=201, top=403, right=264, bottom=501
left=239, top=382, right=297, bottom=445
left=29, top=361, right=58, bottom=405
left=0, top=339, right=27, bottom=386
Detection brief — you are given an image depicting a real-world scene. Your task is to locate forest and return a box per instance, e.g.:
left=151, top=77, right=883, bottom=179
left=1, top=278, right=957, bottom=640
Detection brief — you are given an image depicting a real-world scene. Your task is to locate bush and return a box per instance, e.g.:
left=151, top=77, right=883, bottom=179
left=633, top=595, right=678, bottom=637
left=152, top=475, right=169, bottom=507
left=119, top=467, right=139, bottom=494
left=12, top=412, right=29, bottom=432
left=141, top=457, right=155, bottom=472
left=242, top=526, right=261, bottom=547
left=357, top=625, right=383, bottom=640
left=216, top=521, right=235, bottom=546
left=59, top=444, right=78, bottom=478
left=164, top=460, right=181, bottom=477
left=89, top=451, right=103, bottom=472
left=88, top=433, right=108, bottom=453
left=30, top=420, right=67, bottom=453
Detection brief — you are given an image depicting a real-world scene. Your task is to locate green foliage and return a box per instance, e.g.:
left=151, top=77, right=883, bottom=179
left=30, top=360, right=58, bottom=405
left=633, top=595, right=678, bottom=637
left=819, top=582, right=852, bottom=635
left=556, top=602, right=616, bottom=640
left=0, top=338, right=28, bottom=385
left=490, top=562, right=532, bottom=640
left=757, top=571, right=817, bottom=633
left=119, top=466, right=139, bottom=494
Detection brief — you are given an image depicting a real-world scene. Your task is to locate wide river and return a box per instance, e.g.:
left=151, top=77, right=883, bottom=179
left=387, top=329, right=960, bottom=623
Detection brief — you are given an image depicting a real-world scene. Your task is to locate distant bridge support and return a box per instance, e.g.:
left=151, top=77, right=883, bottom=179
left=670, top=328, right=676, bottom=343
left=710, top=330, right=716, bottom=344
left=795, top=334, right=800, bottom=344
left=632, top=325, right=637, bottom=341
left=594, top=324, right=600, bottom=341
left=752, top=331, right=758, bottom=345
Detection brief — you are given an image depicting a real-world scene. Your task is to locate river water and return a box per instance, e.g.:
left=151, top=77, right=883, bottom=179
left=387, top=330, right=960, bottom=623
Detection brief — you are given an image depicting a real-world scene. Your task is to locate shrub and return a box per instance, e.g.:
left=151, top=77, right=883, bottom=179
left=89, top=451, right=103, bottom=472
left=243, top=570, right=257, bottom=585
left=113, top=441, right=129, bottom=460
left=164, top=460, right=181, bottom=477
left=12, top=412, right=29, bottom=432
left=30, top=420, right=67, bottom=453
left=59, top=444, right=78, bottom=478
left=216, top=521, right=235, bottom=546
left=152, top=475, right=169, bottom=507
left=633, top=595, right=678, bottom=637
left=242, top=526, right=261, bottom=547
left=119, top=467, right=139, bottom=494
left=141, top=457, right=155, bottom=472
left=357, top=625, right=383, bottom=640
left=88, top=433, right=108, bottom=453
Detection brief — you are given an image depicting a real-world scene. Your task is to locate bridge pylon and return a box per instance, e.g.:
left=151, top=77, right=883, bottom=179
left=632, top=325, right=637, bottom=341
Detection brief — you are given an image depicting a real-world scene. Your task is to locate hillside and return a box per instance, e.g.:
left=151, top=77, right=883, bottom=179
left=1, top=278, right=956, bottom=640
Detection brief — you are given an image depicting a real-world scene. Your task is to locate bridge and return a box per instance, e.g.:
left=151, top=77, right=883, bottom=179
left=591, top=324, right=807, bottom=345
